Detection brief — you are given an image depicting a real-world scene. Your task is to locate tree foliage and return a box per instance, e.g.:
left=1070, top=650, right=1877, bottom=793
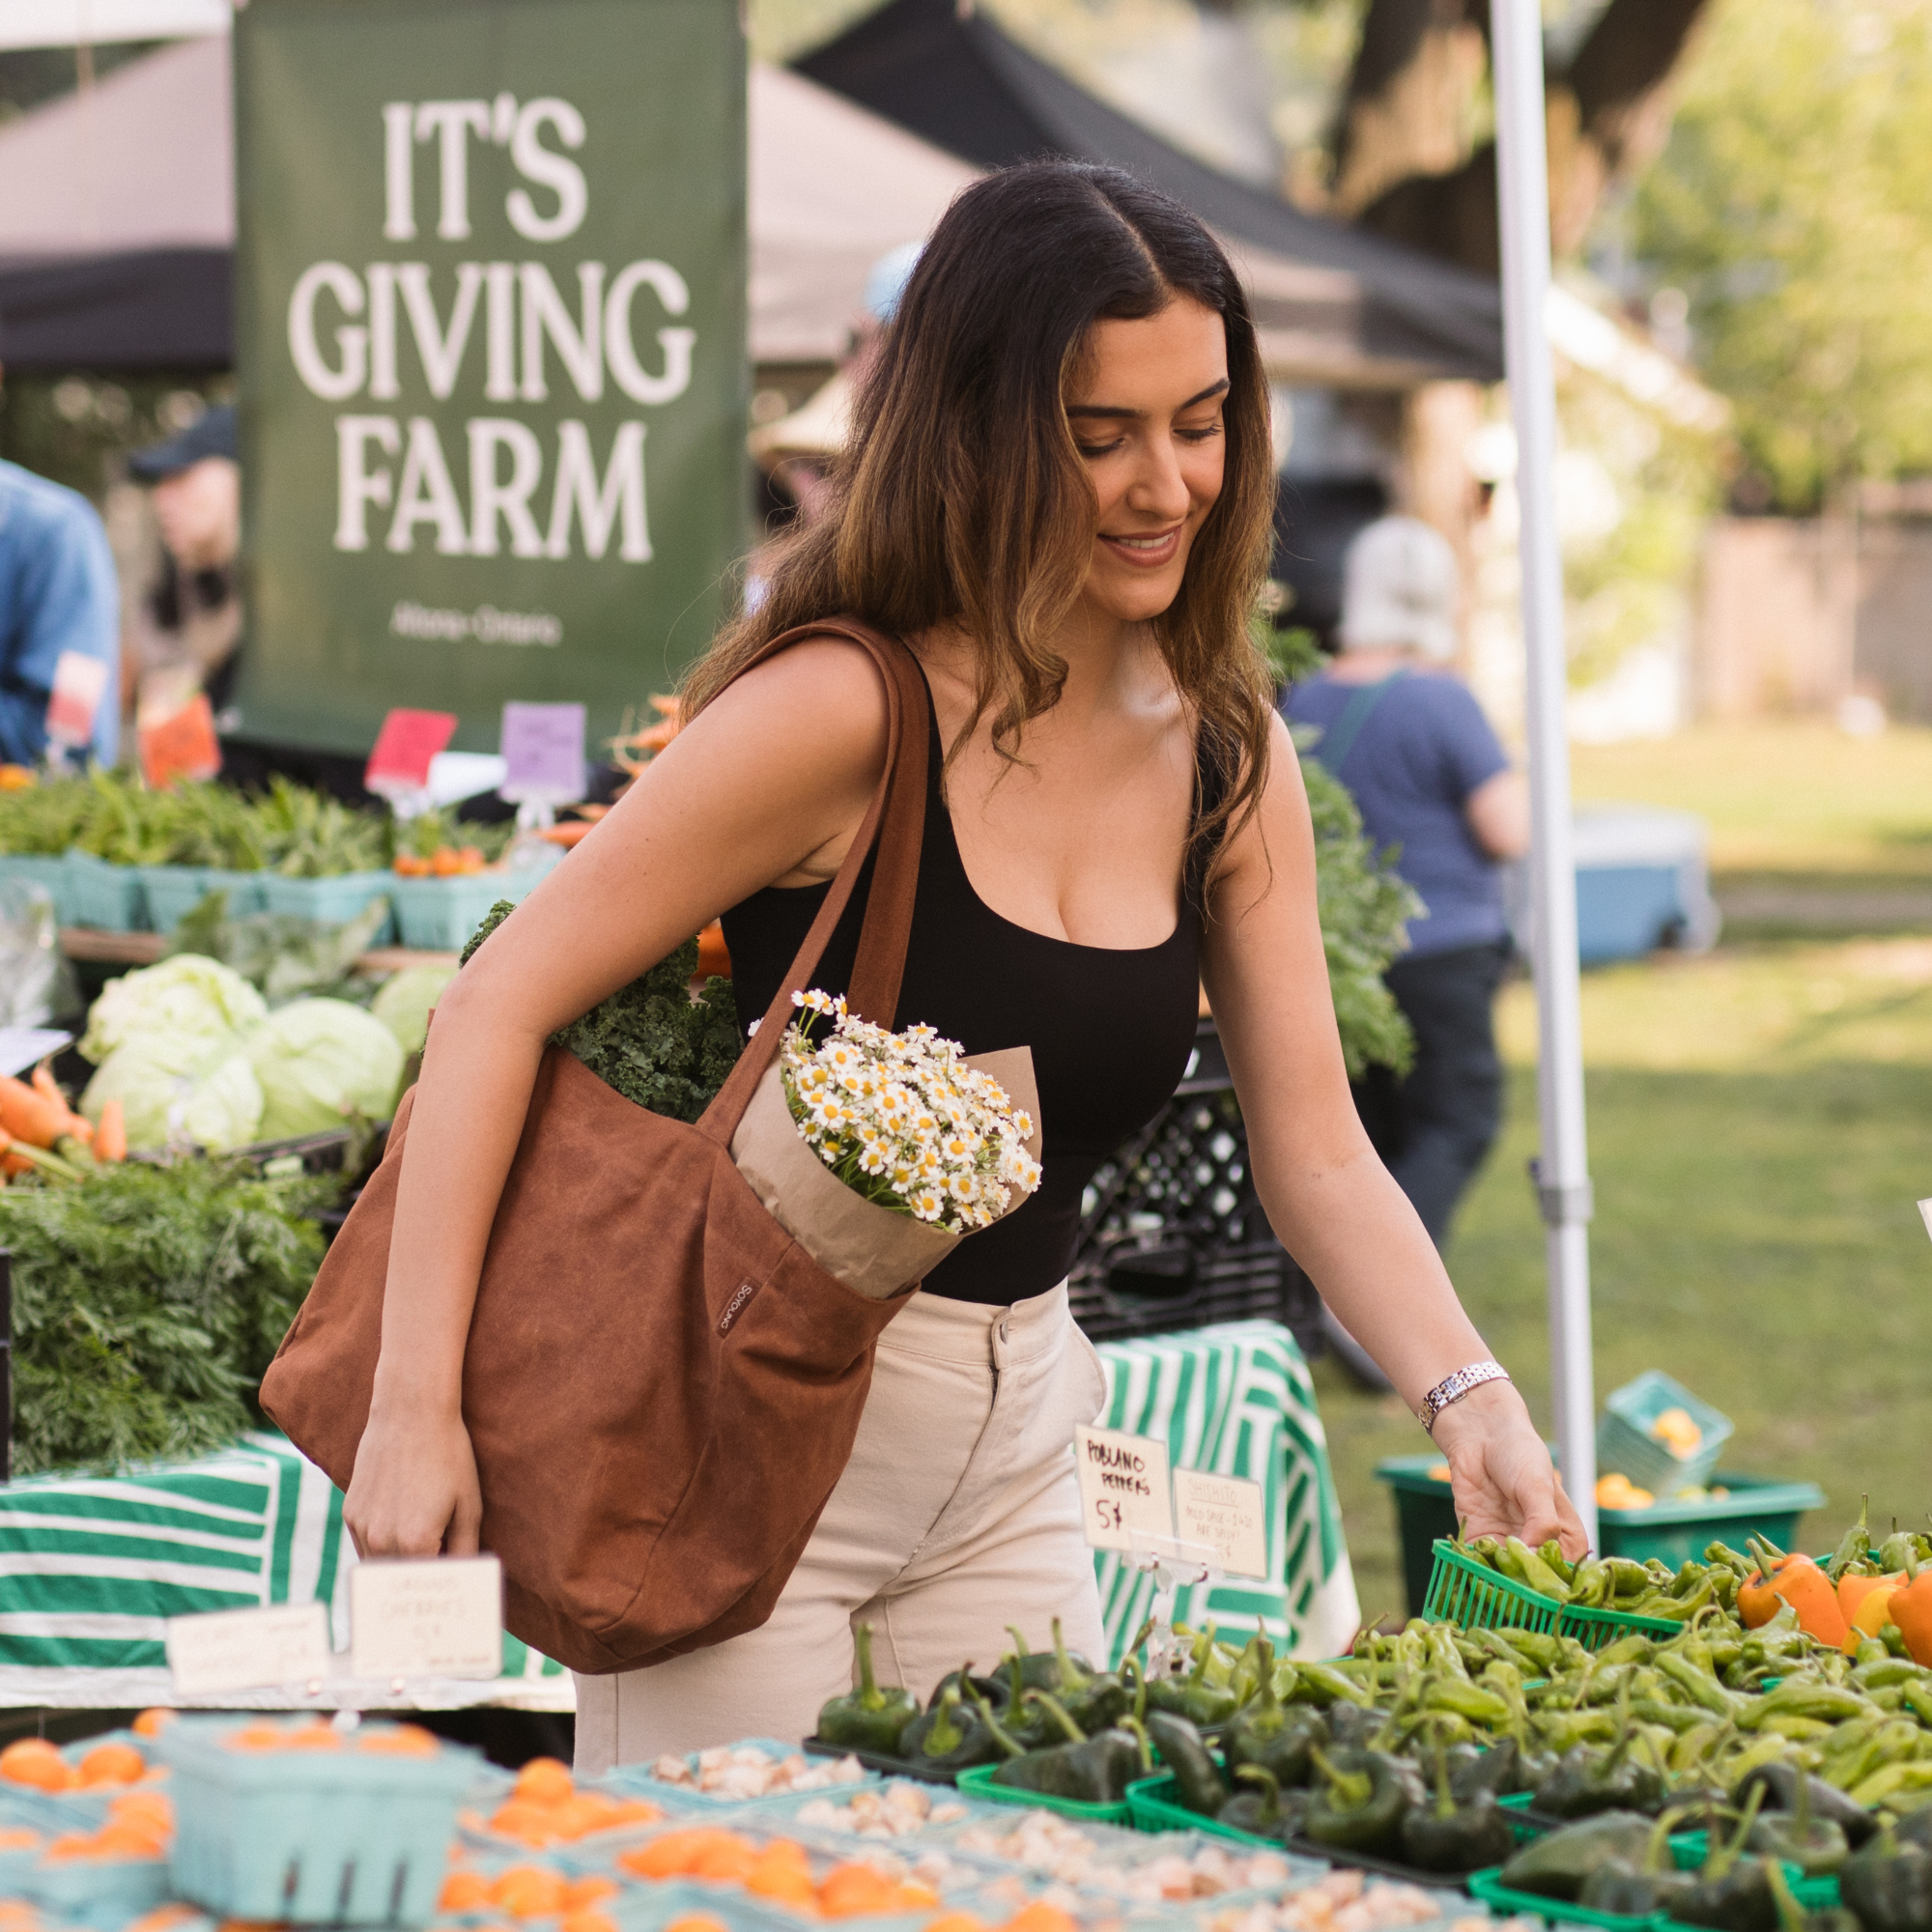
left=1632, top=0, right=1932, bottom=510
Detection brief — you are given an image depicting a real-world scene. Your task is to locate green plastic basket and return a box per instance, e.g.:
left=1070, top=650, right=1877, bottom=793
left=954, top=1761, right=1131, bottom=1827
left=1599, top=1371, right=1731, bottom=1494
left=1466, top=1865, right=1665, bottom=1928
left=1422, top=1540, right=1682, bottom=1647
left=1125, top=1772, right=1256, bottom=1844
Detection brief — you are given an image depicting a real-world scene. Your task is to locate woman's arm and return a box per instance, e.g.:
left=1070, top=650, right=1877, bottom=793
left=344, top=639, right=890, bottom=1559
left=1201, top=713, right=1584, bottom=1554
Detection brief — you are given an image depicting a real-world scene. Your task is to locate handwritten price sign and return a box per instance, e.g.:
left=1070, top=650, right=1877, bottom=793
left=1073, top=1424, right=1174, bottom=1553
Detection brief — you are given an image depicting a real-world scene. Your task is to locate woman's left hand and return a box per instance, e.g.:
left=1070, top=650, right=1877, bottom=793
left=1433, top=1378, right=1589, bottom=1558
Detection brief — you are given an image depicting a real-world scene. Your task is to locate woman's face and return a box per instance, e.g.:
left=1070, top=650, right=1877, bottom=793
left=1065, top=296, right=1229, bottom=629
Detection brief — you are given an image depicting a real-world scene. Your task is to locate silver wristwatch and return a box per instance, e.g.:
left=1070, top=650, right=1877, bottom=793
left=1419, top=1360, right=1511, bottom=1435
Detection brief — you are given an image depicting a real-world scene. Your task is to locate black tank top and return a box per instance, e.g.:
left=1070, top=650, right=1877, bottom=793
left=721, top=668, right=1220, bottom=1305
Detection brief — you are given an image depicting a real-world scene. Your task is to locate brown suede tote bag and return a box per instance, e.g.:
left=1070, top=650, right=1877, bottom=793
left=260, top=619, right=932, bottom=1675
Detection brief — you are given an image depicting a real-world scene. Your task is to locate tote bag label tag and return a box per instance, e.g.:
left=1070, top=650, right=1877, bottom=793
left=167, top=1602, right=331, bottom=1697
left=1074, top=1424, right=1173, bottom=1553
left=1174, top=1467, right=1268, bottom=1579
left=350, top=1555, right=502, bottom=1680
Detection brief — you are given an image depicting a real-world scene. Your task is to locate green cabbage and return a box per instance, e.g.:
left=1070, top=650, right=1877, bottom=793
left=370, top=963, right=456, bottom=1057
left=80, top=1031, right=265, bottom=1153
left=244, top=999, right=405, bottom=1142
left=80, top=954, right=267, bottom=1064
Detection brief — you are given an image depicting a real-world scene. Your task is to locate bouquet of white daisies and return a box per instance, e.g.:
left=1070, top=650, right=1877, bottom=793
left=729, top=991, right=1042, bottom=1299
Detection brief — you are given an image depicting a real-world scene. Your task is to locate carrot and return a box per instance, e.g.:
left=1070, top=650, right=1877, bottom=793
left=539, top=821, right=595, bottom=847
left=95, top=1099, right=127, bottom=1164
left=0, top=1077, right=69, bottom=1150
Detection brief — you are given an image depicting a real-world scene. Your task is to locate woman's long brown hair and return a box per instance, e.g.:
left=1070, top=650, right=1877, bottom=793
left=684, top=159, right=1279, bottom=870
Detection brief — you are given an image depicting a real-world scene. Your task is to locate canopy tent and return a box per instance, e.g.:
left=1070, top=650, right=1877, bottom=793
left=794, top=0, right=1503, bottom=385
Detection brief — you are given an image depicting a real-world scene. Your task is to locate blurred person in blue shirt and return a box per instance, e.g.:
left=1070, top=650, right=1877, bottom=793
left=1285, top=517, right=1527, bottom=1363
left=0, top=431, right=119, bottom=769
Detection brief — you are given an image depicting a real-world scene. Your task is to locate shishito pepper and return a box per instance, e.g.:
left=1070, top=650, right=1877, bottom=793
left=1145, top=1710, right=1226, bottom=1816
left=1302, top=1746, right=1421, bottom=1858
left=1398, top=1735, right=1517, bottom=1874
left=1499, top=1810, right=1658, bottom=1902
left=816, top=1623, right=920, bottom=1754
left=1825, top=1497, right=1872, bottom=1582
left=1838, top=1820, right=1932, bottom=1932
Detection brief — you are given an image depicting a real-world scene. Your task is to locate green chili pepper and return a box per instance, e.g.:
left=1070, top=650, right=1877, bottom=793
left=1398, top=1732, right=1517, bottom=1874
left=1422, top=1677, right=1514, bottom=1730
left=1499, top=1811, right=1659, bottom=1901
left=816, top=1622, right=921, bottom=1754
left=1605, top=1557, right=1659, bottom=1602
left=1302, top=1746, right=1419, bottom=1858
left=1145, top=1709, right=1226, bottom=1816
left=1739, top=1682, right=1875, bottom=1731
left=1597, top=1633, right=1660, bottom=1668
left=1505, top=1535, right=1573, bottom=1602
left=1568, top=1558, right=1612, bottom=1609
left=1290, top=1659, right=1375, bottom=1709
left=1659, top=1650, right=1743, bottom=1719
left=1540, top=1540, right=1579, bottom=1588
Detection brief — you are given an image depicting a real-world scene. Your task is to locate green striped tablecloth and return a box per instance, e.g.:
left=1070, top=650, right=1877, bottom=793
left=1093, top=1319, right=1360, bottom=1663
left=0, top=1432, right=569, bottom=1710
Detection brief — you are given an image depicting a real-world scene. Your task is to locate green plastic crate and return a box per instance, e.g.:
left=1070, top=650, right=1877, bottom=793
left=1422, top=1540, right=1682, bottom=1647
left=1469, top=1840, right=1814, bottom=1930
left=1599, top=1370, right=1731, bottom=1494
left=954, top=1761, right=1131, bottom=1827
left=1378, top=1457, right=1826, bottom=1613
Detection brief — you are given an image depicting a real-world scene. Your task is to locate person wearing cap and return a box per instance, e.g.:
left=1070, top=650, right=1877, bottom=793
left=127, top=403, right=242, bottom=719
left=1285, top=517, right=1528, bottom=1357
left=0, top=433, right=119, bottom=769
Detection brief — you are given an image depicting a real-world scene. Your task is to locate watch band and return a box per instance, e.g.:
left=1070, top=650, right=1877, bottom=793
left=1419, top=1360, right=1511, bottom=1435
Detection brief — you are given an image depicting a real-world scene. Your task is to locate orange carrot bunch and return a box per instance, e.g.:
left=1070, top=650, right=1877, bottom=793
left=394, top=845, right=487, bottom=878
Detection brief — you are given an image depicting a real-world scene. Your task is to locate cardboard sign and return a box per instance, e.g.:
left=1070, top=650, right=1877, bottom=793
left=500, top=702, right=587, bottom=805
left=44, top=651, right=110, bottom=748
left=166, top=1602, right=331, bottom=1697
left=137, top=693, right=222, bottom=787
left=1074, top=1425, right=1174, bottom=1554
left=365, top=709, right=458, bottom=793
left=1174, top=1467, right=1268, bottom=1579
left=349, top=1555, right=502, bottom=1680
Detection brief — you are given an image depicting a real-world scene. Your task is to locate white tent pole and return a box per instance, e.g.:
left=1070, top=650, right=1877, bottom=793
left=1490, top=0, right=1599, bottom=1548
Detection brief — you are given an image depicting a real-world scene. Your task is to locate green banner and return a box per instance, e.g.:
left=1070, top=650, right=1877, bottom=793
left=232, top=0, right=746, bottom=757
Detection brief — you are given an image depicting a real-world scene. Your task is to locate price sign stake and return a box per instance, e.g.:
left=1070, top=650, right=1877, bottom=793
left=138, top=692, right=221, bottom=788
left=1073, top=1424, right=1174, bottom=1553
left=365, top=709, right=457, bottom=798
left=44, top=651, right=109, bottom=750
left=500, top=702, right=587, bottom=806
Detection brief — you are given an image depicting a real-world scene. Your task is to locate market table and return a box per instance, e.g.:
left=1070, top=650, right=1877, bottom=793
left=0, top=1320, right=1356, bottom=1707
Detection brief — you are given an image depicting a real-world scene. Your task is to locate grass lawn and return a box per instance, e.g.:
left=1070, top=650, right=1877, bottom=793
left=1315, top=724, right=1932, bottom=1624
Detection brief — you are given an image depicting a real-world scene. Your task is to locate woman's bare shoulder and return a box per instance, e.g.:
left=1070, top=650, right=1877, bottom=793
left=696, top=631, right=893, bottom=772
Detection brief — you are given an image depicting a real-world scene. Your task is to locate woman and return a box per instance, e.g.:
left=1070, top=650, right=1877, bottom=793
left=345, top=162, right=1583, bottom=1767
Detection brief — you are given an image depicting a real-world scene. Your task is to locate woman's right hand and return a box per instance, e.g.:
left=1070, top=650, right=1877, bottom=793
left=343, top=1403, right=482, bottom=1557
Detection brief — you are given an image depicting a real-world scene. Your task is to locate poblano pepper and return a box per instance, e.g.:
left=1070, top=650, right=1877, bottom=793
left=1042, top=1617, right=1129, bottom=1735
left=1537, top=1729, right=1664, bottom=1820
left=1303, top=1746, right=1421, bottom=1858
left=1742, top=1759, right=1852, bottom=1878
left=901, top=1678, right=999, bottom=1772
left=1145, top=1710, right=1227, bottom=1816
left=980, top=1690, right=1151, bottom=1805
left=1579, top=1808, right=1698, bottom=1918
left=1667, top=1786, right=1776, bottom=1932
left=1143, top=1622, right=1239, bottom=1727
left=1398, top=1734, right=1517, bottom=1874
left=1498, top=1811, right=1658, bottom=1901
left=816, top=1622, right=921, bottom=1753
left=1003, top=1624, right=1079, bottom=1694
left=1841, top=1820, right=1932, bottom=1932
left=1225, top=1633, right=1329, bottom=1789
left=1219, top=1765, right=1306, bottom=1844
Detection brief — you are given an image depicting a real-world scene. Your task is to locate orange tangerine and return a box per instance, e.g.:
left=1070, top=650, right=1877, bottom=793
left=745, top=1843, right=815, bottom=1909
left=662, top=1919, right=730, bottom=1932
left=622, top=1829, right=725, bottom=1880
left=0, top=1741, right=71, bottom=1792
left=1003, top=1908, right=1077, bottom=1932
left=77, top=1743, right=145, bottom=1787
left=358, top=1725, right=439, bottom=1757
left=923, top=1918, right=990, bottom=1932
left=818, top=1864, right=898, bottom=1919
left=130, top=1712, right=172, bottom=1740
left=490, top=1865, right=566, bottom=1918
left=558, top=1916, right=617, bottom=1932
left=438, top=1873, right=492, bottom=1913
left=0, top=1830, right=39, bottom=1851
left=513, top=1757, right=575, bottom=1806
left=281, top=1724, right=342, bottom=1751
left=109, top=1791, right=173, bottom=1830
left=222, top=1724, right=287, bottom=1753
left=688, top=1835, right=759, bottom=1883
left=485, top=1800, right=560, bottom=1848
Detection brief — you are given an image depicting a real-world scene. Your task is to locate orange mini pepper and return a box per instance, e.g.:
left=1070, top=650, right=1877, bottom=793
left=1740, top=1538, right=1850, bottom=1647
left=1838, top=1571, right=1906, bottom=1652
left=1892, top=1568, right=1932, bottom=1666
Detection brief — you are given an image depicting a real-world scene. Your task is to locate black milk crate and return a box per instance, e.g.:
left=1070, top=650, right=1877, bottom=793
left=1067, top=1019, right=1322, bottom=1353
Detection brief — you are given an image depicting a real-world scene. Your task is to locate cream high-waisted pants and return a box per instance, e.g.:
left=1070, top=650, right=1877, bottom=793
left=573, top=1281, right=1108, bottom=1774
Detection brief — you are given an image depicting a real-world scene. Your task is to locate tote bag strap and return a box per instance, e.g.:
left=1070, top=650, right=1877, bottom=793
left=695, top=617, right=929, bottom=1148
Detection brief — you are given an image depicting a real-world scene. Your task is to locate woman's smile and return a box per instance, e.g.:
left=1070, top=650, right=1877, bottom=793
left=1097, top=525, right=1183, bottom=567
